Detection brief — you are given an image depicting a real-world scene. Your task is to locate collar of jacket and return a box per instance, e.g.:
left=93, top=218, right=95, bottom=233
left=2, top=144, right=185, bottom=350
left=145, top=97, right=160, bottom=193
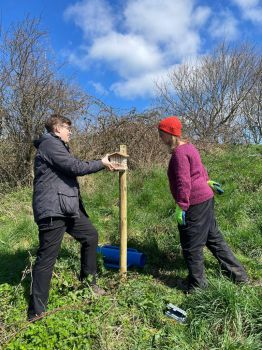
left=49, top=132, right=70, bottom=151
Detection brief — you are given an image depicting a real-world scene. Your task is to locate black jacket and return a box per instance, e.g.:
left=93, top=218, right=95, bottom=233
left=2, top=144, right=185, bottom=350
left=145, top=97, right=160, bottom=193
left=32, top=133, right=104, bottom=222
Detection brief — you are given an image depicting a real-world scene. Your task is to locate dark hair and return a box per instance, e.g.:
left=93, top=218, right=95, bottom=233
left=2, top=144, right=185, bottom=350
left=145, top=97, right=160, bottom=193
left=45, top=114, right=72, bottom=133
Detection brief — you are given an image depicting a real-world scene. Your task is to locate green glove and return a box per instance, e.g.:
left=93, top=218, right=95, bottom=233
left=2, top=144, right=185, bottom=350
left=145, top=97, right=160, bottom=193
left=175, top=206, right=186, bottom=226
left=208, top=180, right=224, bottom=195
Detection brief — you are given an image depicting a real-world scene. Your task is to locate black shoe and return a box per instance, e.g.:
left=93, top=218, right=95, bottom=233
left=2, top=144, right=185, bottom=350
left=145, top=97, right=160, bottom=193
left=79, top=273, right=106, bottom=296
left=176, top=277, right=207, bottom=294
left=91, top=284, right=106, bottom=296
left=176, top=278, right=191, bottom=293
left=27, top=313, right=44, bottom=323
left=234, top=277, right=249, bottom=284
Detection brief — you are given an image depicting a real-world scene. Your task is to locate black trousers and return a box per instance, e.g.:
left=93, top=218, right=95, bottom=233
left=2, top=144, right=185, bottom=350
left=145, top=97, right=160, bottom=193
left=178, top=198, right=248, bottom=289
left=28, top=205, right=98, bottom=317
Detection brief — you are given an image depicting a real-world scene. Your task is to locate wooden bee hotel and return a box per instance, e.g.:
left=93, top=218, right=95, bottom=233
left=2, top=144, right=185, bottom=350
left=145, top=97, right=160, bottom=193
left=109, top=149, right=129, bottom=170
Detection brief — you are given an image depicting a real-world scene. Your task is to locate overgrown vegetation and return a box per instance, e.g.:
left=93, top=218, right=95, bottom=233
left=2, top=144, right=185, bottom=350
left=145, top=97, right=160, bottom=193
left=0, top=145, right=261, bottom=349
left=0, top=17, right=262, bottom=189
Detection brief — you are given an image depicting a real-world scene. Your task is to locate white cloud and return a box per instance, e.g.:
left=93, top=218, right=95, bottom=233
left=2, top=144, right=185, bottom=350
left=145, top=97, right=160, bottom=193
left=194, top=6, right=212, bottom=26
left=232, top=0, right=262, bottom=23
left=63, top=46, right=90, bottom=69
left=245, top=8, right=262, bottom=22
left=111, top=66, right=176, bottom=98
left=65, top=1, right=245, bottom=99
left=89, top=32, right=164, bottom=77
left=167, top=31, right=201, bottom=59
left=125, top=0, right=193, bottom=42
left=64, top=0, right=114, bottom=38
left=209, top=11, right=239, bottom=40
left=89, top=81, right=108, bottom=95
left=233, top=0, right=260, bottom=6
left=124, top=0, right=210, bottom=58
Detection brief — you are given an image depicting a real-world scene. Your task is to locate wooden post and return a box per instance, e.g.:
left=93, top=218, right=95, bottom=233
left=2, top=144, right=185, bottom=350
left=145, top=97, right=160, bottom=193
left=119, top=144, right=127, bottom=279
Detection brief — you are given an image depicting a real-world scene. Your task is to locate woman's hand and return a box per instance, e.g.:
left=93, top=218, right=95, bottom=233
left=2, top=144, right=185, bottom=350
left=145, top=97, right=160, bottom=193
left=101, top=154, right=119, bottom=171
left=175, top=205, right=186, bottom=226
left=207, top=180, right=224, bottom=195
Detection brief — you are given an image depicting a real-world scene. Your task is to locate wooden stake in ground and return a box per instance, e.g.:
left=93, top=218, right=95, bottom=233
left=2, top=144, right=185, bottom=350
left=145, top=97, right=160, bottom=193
left=108, top=145, right=128, bottom=279
left=119, top=145, right=128, bottom=279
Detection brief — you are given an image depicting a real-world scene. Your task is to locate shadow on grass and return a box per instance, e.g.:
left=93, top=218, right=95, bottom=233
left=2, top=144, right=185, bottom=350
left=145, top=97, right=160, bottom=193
left=0, top=245, right=80, bottom=304
left=102, top=235, right=225, bottom=289
left=0, top=249, right=34, bottom=285
left=102, top=235, right=187, bottom=288
left=0, top=240, right=229, bottom=297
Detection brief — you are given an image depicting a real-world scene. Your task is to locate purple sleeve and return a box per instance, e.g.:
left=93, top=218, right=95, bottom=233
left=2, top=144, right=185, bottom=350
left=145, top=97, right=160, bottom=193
left=172, top=151, right=191, bottom=211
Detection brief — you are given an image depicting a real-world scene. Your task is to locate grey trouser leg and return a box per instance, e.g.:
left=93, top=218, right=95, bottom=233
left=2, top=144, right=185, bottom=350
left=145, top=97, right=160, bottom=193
left=179, top=198, right=248, bottom=289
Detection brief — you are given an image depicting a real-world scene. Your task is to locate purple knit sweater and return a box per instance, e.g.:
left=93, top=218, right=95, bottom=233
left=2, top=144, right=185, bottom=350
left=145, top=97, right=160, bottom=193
left=167, top=143, right=214, bottom=211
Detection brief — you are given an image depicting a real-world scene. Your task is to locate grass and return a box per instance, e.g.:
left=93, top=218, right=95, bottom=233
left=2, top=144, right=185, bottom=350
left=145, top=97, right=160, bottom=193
left=0, top=145, right=261, bottom=349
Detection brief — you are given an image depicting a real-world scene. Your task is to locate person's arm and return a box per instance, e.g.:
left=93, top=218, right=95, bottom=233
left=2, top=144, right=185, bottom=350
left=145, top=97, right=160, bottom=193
left=40, top=138, right=105, bottom=177
left=172, top=151, right=191, bottom=211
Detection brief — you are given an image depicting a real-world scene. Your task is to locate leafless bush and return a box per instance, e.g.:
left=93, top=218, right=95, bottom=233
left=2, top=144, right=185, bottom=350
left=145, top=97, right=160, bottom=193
left=70, top=102, right=169, bottom=169
left=156, top=42, right=262, bottom=143
left=241, top=77, right=262, bottom=144
left=0, top=17, right=91, bottom=186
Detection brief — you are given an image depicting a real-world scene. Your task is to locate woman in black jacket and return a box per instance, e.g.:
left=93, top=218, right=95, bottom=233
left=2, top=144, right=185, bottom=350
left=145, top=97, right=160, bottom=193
left=28, top=114, right=116, bottom=321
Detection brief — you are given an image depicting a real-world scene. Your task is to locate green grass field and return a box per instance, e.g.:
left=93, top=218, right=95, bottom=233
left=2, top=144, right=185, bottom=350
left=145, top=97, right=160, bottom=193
left=0, top=145, right=261, bottom=349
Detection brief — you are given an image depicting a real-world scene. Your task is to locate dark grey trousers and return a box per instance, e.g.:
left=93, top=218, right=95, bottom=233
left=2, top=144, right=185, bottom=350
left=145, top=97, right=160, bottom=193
left=28, top=205, right=98, bottom=318
left=178, top=198, right=248, bottom=289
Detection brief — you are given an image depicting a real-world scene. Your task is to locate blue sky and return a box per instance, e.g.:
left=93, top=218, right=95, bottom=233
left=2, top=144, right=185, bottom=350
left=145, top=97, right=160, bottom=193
left=0, top=0, right=262, bottom=111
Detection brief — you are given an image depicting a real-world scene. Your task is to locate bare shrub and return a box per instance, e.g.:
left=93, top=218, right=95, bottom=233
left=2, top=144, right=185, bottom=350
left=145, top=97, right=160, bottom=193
left=241, top=77, right=262, bottom=144
left=156, top=42, right=262, bottom=143
left=0, top=17, right=91, bottom=186
left=70, top=101, right=169, bottom=169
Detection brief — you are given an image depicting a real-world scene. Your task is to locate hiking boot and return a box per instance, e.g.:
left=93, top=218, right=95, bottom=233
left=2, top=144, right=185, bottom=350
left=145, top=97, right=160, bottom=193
left=176, top=277, right=207, bottom=294
left=27, top=312, right=44, bottom=323
left=234, top=277, right=249, bottom=284
left=79, top=273, right=106, bottom=296
left=176, top=278, right=192, bottom=294
left=91, top=284, right=106, bottom=296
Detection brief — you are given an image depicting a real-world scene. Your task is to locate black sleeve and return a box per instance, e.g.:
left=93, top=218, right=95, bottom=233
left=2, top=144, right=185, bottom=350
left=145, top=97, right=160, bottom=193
left=40, top=138, right=105, bottom=177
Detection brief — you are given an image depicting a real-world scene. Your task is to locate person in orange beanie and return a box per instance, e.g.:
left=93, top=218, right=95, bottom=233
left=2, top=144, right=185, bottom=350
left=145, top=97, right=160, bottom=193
left=158, top=116, right=248, bottom=292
